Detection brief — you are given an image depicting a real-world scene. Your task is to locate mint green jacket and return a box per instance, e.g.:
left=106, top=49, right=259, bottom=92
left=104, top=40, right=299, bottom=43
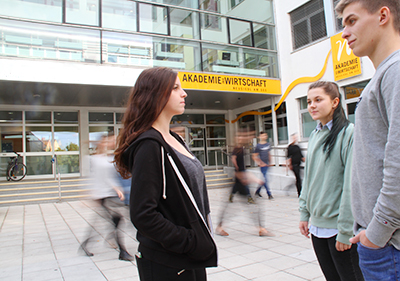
left=299, top=123, right=354, bottom=244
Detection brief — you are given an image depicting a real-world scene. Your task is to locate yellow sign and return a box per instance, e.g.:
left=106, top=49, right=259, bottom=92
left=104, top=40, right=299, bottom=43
left=331, top=32, right=362, bottom=81
left=178, top=72, right=281, bottom=95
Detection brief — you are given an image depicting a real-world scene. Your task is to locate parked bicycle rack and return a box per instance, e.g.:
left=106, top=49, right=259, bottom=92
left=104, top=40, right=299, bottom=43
left=51, top=154, right=61, bottom=202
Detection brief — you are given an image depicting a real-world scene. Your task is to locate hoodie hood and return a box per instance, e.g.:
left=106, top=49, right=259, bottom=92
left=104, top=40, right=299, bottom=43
left=122, top=127, right=183, bottom=171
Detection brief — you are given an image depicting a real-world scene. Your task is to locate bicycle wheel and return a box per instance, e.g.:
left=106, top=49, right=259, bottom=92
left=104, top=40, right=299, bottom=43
left=8, top=163, right=27, bottom=181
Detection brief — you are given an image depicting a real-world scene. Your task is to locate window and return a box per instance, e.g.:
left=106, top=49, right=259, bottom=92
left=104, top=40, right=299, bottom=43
left=343, top=80, right=369, bottom=124
left=299, top=97, right=317, bottom=139
left=290, top=0, right=326, bottom=50
left=139, top=3, right=168, bottom=35
left=261, top=106, right=274, bottom=144
left=228, top=19, right=252, bottom=47
left=276, top=102, right=288, bottom=144
left=66, top=0, right=99, bottom=26
left=333, top=0, right=343, bottom=31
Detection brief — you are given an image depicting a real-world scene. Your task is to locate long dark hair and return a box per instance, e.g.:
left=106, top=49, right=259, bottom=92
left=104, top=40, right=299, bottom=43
left=114, top=67, right=178, bottom=178
left=308, top=81, right=349, bottom=159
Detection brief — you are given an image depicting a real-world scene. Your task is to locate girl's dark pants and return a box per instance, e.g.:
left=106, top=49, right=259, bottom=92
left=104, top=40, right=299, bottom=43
left=136, top=254, right=207, bottom=281
left=311, top=234, right=364, bottom=281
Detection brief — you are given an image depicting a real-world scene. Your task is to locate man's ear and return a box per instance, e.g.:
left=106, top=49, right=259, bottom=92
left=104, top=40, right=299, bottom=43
left=379, top=6, right=390, bottom=26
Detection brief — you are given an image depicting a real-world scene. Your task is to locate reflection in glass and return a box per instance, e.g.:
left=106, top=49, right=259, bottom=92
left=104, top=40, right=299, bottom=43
left=207, top=150, right=227, bottom=166
left=54, top=127, right=79, bottom=151
left=89, top=112, right=113, bottom=124
left=0, top=18, right=100, bottom=63
left=26, top=155, right=52, bottom=175
left=54, top=112, right=78, bottom=124
left=261, top=106, right=274, bottom=144
left=207, top=140, right=226, bottom=147
left=0, top=126, right=23, bottom=152
left=26, top=126, right=51, bottom=152
left=66, top=0, right=99, bottom=26
left=302, top=112, right=317, bottom=138
left=253, top=24, right=276, bottom=50
left=277, top=117, right=288, bottom=144
left=0, top=157, right=10, bottom=177
left=225, top=0, right=274, bottom=23
left=190, top=140, right=204, bottom=148
left=229, top=19, right=252, bottom=46
left=116, top=113, right=124, bottom=124
left=56, top=155, right=79, bottom=173
left=26, top=111, right=51, bottom=123
left=200, top=0, right=220, bottom=12
left=0, top=0, right=62, bottom=22
left=148, top=0, right=197, bottom=9
left=201, top=13, right=227, bottom=44
left=102, top=0, right=137, bottom=32
left=103, top=32, right=200, bottom=70
left=89, top=126, right=114, bottom=152
left=192, top=151, right=205, bottom=166
left=207, top=127, right=226, bottom=138
left=206, top=114, right=225, bottom=124
left=202, top=43, right=278, bottom=78
left=347, top=102, right=356, bottom=124
left=139, top=3, right=168, bottom=35
left=171, top=114, right=204, bottom=124
left=170, top=8, right=199, bottom=39
left=0, top=111, right=22, bottom=122
left=188, top=127, right=204, bottom=138
left=299, top=96, right=308, bottom=110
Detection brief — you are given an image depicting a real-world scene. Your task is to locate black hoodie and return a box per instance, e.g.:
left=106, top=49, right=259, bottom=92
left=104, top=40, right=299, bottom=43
left=122, top=128, right=218, bottom=269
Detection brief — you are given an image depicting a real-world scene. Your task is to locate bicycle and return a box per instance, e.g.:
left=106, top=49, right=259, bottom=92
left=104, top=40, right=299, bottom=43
left=6, top=152, right=27, bottom=181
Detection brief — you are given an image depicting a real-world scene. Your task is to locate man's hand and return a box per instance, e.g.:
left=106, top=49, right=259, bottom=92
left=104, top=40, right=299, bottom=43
left=349, top=230, right=380, bottom=248
left=299, top=221, right=310, bottom=238
left=336, top=241, right=352, bottom=252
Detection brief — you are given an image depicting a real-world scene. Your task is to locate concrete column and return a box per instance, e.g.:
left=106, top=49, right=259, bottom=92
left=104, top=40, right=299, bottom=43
left=79, top=109, right=90, bottom=177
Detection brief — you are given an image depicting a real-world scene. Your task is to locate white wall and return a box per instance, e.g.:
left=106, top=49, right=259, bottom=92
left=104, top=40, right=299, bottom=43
left=0, top=57, right=143, bottom=86
left=273, top=0, right=376, bottom=149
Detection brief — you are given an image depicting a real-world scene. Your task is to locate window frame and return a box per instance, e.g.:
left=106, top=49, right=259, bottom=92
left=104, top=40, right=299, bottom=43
left=290, top=0, right=327, bottom=50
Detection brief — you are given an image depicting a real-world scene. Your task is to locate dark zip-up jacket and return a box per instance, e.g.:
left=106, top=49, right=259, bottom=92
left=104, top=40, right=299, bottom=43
left=122, top=128, right=217, bottom=269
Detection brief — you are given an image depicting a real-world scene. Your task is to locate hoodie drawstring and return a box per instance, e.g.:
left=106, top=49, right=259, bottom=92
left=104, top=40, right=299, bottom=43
left=161, top=146, right=167, bottom=199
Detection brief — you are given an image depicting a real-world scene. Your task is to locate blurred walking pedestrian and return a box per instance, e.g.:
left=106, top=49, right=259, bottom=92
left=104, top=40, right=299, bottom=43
left=215, top=129, right=274, bottom=237
left=80, top=135, right=134, bottom=261
left=286, top=133, right=304, bottom=197
left=252, top=131, right=273, bottom=199
left=114, top=67, right=217, bottom=281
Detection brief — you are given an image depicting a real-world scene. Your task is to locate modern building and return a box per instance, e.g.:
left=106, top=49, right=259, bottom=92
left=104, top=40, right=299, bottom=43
left=0, top=0, right=377, bottom=181
left=0, top=0, right=282, bottom=179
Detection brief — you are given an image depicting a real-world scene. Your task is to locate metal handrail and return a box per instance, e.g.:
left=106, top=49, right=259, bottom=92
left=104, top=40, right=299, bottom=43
left=51, top=154, right=61, bottom=202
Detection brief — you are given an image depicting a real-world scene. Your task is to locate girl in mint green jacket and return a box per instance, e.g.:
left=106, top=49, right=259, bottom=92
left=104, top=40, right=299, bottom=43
left=299, top=81, right=363, bottom=281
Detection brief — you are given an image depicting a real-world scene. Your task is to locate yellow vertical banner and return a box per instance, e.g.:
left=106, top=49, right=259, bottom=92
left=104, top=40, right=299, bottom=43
left=330, top=32, right=362, bottom=81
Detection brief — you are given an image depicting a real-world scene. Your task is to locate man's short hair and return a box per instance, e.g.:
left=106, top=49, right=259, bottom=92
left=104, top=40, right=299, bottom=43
left=335, top=0, right=400, bottom=33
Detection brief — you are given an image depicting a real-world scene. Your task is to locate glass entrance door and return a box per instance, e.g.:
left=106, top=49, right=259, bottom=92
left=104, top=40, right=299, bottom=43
left=171, top=113, right=227, bottom=168
left=187, top=126, right=206, bottom=166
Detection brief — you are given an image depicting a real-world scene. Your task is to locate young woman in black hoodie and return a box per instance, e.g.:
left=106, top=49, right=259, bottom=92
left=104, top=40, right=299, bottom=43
left=114, top=67, right=217, bottom=281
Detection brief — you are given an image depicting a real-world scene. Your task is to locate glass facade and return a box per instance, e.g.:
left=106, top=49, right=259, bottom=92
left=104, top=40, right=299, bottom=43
left=0, top=111, right=79, bottom=177
left=0, top=0, right=277, bottom=78
left=0, top=0, right=277, bottom=175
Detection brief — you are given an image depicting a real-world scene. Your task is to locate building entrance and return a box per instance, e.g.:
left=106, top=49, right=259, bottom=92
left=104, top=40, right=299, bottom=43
left=171, top=113, right=228, bottom=168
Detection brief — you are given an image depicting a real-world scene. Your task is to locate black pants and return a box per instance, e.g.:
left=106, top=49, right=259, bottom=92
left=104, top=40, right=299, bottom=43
left=311, top=235, right=364, bottom=281
left=292, top=165, right=302, bottom=197
left=136, top=255, right=207, bottom=281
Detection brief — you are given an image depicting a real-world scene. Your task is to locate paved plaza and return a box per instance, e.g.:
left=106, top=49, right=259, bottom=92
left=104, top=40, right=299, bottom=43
left=0, top=187, right=324, bottom=281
